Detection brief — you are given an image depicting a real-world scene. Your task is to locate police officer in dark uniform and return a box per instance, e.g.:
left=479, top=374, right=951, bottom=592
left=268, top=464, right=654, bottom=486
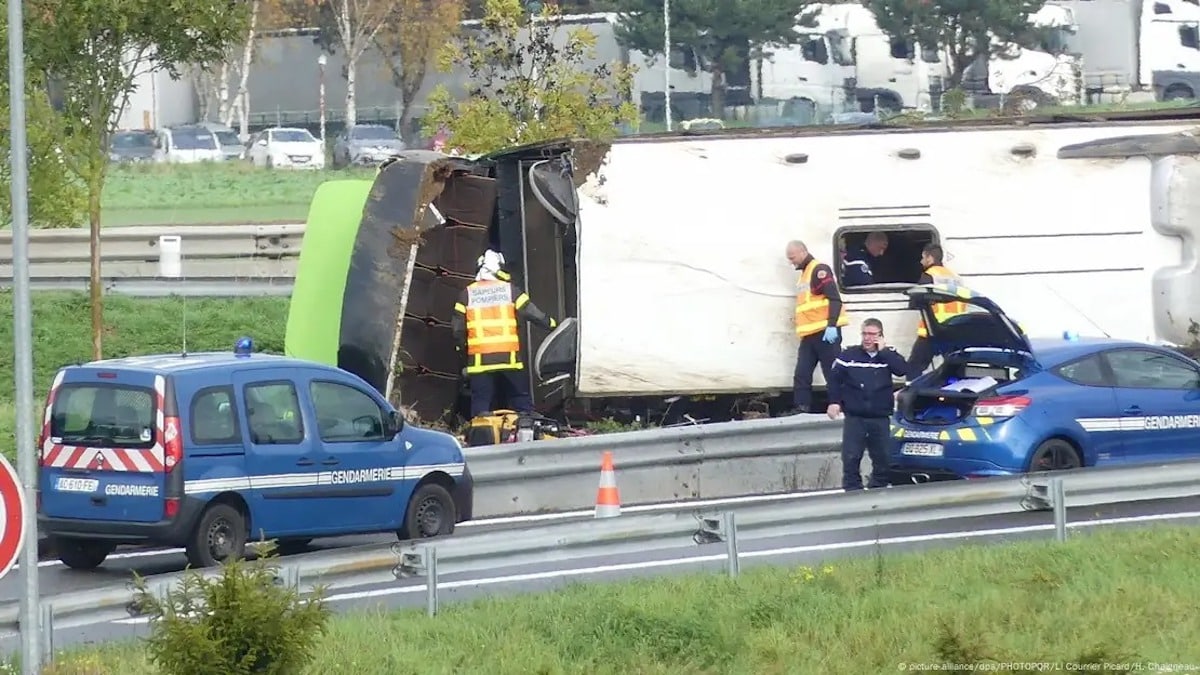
left=826, top=317, right=910, bottom=491
left=842, top=231, right=889, bottom=286
left=786, top=240, right=849, bottom=414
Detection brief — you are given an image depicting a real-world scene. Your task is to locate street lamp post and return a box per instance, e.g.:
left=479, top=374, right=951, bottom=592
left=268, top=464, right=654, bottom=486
left=664, top=0, right=671, bottom=132
left=317, top=54, right=327, bottom=144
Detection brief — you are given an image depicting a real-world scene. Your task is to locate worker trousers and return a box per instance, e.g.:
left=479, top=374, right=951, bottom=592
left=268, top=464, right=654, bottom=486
left=469, top=370, right=532, bottom=417
left=907, top=336, right=935, bottom=382
left=842, top=415, right=891, bottom=491
left=793, top=331, right=841, bottom=410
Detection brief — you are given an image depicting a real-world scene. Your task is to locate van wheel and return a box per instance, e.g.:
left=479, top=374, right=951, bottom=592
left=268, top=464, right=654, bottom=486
left=398, top=483, right=457, bottom=541
left=1029, top=439, right=1082, bottom=472
left=56, top=539, right=114, bottom=570
left=186, top=503, right=248, bottom=568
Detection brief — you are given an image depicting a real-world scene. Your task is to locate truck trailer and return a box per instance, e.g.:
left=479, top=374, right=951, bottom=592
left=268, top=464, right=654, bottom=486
left=283, top=109, right=1200, bottom=427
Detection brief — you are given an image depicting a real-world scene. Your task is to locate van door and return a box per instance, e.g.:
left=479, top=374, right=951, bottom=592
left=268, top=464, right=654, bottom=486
left=299, top=368, right=396, bottom=532
left=231, top=372, right=314, bottom=538
left=39, top=369, right=172, bottom=523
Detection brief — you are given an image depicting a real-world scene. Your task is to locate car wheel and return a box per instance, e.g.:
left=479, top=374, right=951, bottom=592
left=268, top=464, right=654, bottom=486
left=186, top=502, right=248, bottom=568
left=1028, top=439, right=1082, bottom=472
left=56, top=538, right=115, bottom=570
left=397, top=483, right=457, bottom=541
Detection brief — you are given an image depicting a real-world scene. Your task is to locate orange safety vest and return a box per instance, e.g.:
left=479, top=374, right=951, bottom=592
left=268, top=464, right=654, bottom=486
left=795, top=259, right=848, bottom=338
left=461, top=280, right=523, bottom=374
left=916, top=265, right=969, bottom=338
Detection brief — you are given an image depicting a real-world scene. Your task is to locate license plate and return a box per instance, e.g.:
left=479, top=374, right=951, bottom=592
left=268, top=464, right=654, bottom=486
left=901, top=442, right=944, bottom=457
left=54, top=477, right=99, bottom=493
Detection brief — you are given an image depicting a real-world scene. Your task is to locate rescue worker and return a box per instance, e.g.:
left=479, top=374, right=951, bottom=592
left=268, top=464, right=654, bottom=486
left=908, top=243, right=968, bottom=382
left=451, top=249, right=556, bottom=417
left=826, top=317, right=910, bottom=491
left=842, top=231, right=888, bottom=286
left=786, top=240, right=849, bottom=414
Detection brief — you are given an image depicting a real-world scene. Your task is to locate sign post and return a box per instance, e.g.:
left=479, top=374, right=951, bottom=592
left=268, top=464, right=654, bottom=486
left=6, top=0, right=43, bottom=669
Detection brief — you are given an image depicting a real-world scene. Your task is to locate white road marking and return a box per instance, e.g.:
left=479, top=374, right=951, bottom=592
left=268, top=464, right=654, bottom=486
left=109, top=508, right=1200, bottom=626
left=19, top=489, right=846, bottom=570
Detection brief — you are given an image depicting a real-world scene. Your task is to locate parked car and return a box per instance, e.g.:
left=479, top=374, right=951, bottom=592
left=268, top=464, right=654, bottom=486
left=245, top=127, right=325, bottom=169
left=198, top=122, right=246, bottom=161
left=108, top=130, right=157, bottom=163
left=37, top=339, right=473, bottom=569
left=154, top=125, right=225, bottom=164
left=331, top=123, right=405, bottom=168
left=889, top=283, right=1200, bottom=482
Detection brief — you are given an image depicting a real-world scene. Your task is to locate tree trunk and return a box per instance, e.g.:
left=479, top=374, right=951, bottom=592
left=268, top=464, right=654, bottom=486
left=217, top=61, right=232, bottom=123
left=227, top=0, right=259, bottom=128
left=709, top=66, right=726, bottom=118
left=345, top=56, right=357, bottom=127
left=88, top=176, right=103, bottom=360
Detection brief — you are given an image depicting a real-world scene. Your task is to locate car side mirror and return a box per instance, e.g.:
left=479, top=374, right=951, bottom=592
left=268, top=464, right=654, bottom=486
left=387, top=410, right=405, bottom=436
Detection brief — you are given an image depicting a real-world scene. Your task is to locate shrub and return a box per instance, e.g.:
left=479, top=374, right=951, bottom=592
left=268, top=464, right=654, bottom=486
left=130, top=543, right=331, bottom=675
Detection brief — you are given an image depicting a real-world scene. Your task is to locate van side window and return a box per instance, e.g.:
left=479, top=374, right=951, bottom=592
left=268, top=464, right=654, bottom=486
left=190, top=386, right=240, bottom=445
left=309, top=380, right=386, bottom=442
left=243, top=381, right=304, bottom=445
left=834, top=218, right=940, bottom=292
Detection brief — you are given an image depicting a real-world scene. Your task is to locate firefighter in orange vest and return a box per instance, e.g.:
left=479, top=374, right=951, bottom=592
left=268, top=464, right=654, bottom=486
left=786, top=240, right=849, bottom=414
left=452, top=249, right=556, bottom=417
left=908, top=243, right=968, bottom=381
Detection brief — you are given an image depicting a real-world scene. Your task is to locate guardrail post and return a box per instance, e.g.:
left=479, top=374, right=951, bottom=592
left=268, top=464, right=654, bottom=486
left=38, top=604, right=53, bottom=664
left=1050, top=477, right=1067, bottom=543
left=424, top=546, right=438, bottom=617
left=722, top=512, right=740, bottom=578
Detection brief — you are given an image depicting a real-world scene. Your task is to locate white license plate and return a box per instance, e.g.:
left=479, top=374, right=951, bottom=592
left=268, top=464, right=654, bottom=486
left=901, top=442, right=944, bottom=457
left=54, top=477, right=99, bottom=493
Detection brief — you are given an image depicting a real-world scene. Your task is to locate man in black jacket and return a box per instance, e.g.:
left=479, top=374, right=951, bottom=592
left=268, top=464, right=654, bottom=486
left=826, top=317, right=910, bottom=491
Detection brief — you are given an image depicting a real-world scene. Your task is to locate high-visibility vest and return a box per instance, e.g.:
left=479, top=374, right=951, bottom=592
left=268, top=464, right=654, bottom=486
left=458, top=280, right=525, bottom=374
left=795, top=259, right=848, bottom=338
left=916, top=265, right=970, bottom=338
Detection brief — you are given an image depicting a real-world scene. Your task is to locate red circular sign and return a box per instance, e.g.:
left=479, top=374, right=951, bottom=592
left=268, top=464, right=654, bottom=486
left=0, top=454, right=27, bottom=579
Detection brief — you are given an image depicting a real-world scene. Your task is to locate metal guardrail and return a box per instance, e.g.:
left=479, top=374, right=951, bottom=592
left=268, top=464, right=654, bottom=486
left=0, top=224, right=303, bottom=295
left=9, top=457, right=1200, bottom=647
left=465, top=414, right=844, bottom=517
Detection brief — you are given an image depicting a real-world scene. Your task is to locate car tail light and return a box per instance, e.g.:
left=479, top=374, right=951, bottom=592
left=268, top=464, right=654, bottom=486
left=164, top=498, right=180, bottom=520
left=972, top=395, right=1031, bottom=418
left=163, top=416, right=182, bottom=473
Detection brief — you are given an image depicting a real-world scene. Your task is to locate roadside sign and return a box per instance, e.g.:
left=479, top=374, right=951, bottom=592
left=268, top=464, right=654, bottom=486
left=0, top=453, right=26, bottom=579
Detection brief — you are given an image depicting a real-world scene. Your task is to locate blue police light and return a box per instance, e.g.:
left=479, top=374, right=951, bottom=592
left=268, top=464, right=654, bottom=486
left=1062, top=330, right=1079, bottom=341
left=234, top=336, right=254, bottom=357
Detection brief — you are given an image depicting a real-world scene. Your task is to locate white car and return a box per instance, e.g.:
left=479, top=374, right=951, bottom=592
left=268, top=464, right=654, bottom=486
left=245, top=127, right=325, bottom=169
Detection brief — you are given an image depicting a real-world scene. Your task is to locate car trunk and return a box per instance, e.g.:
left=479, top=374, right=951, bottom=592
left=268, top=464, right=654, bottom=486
left=898, top=353, right=1029, bottom=425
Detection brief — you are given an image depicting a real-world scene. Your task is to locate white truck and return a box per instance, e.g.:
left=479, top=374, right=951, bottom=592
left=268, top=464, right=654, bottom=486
left=754, top=2, right=1081, bottom=119
left=1050, top=0, right=1200, bottom=103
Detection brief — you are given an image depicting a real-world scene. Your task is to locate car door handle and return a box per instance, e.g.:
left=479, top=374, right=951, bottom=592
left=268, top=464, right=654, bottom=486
left=296, top=457, right=314, bottom=466
left=321, top=458, right=340, bottom=466
left=1123, top=406, right=1142, bottom=415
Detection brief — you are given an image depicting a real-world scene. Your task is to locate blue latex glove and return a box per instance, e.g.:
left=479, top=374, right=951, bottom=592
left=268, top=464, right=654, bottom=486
left=822, top=326, right=839, bottom=343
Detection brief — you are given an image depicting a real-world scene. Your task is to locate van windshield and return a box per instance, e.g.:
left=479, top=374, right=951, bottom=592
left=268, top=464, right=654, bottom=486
left=50, top=384, right=157, bottom=449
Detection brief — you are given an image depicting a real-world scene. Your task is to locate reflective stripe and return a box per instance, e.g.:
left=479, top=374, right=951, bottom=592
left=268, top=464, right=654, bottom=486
left=465, top=280, right=521, bottom=356
left=795, top=259, right=848, bottom=337
left=916, top=265, right=969, bottom=338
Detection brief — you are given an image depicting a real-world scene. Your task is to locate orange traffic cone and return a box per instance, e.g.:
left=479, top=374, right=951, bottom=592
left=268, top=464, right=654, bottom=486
left=594, top=450, right=621, bottom=518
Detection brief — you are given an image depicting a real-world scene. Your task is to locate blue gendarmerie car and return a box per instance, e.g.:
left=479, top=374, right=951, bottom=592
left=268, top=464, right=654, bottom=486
left=889, top=284, right=1200, bottom=483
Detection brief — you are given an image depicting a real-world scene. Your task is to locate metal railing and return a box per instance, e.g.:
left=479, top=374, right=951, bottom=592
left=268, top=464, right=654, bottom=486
left=0, top=224, right=302, bottom=295
left=10, top=456, right=1200, bottom=655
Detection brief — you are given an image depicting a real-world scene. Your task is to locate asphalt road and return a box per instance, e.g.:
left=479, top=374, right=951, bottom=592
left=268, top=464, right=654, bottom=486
left=9, top=493, right=1200, bottom=654
left=0, top=488, right=845, bottom=601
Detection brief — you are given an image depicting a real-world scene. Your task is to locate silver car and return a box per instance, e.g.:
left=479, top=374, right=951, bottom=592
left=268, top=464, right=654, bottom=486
left=332, top=124, right=405, bottom=168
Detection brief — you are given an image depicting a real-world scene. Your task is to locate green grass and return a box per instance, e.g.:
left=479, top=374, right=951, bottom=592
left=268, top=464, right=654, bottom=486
left=30, top=524, right=1200, bottom=674
left=97, top=163, right=377, bottom=227
left=0, top=291, right=290, bottom=461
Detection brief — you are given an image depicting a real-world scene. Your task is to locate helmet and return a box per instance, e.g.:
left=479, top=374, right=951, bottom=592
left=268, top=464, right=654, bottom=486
left=475, top=249, right=505, bottom=281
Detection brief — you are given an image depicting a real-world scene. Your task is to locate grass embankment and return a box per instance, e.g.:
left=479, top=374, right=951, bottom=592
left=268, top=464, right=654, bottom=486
left=38, top=525, right=1200, bottom=674
left=0, top=291, right=290, bottom=460
left=101, top=163, right=377, bottom=227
